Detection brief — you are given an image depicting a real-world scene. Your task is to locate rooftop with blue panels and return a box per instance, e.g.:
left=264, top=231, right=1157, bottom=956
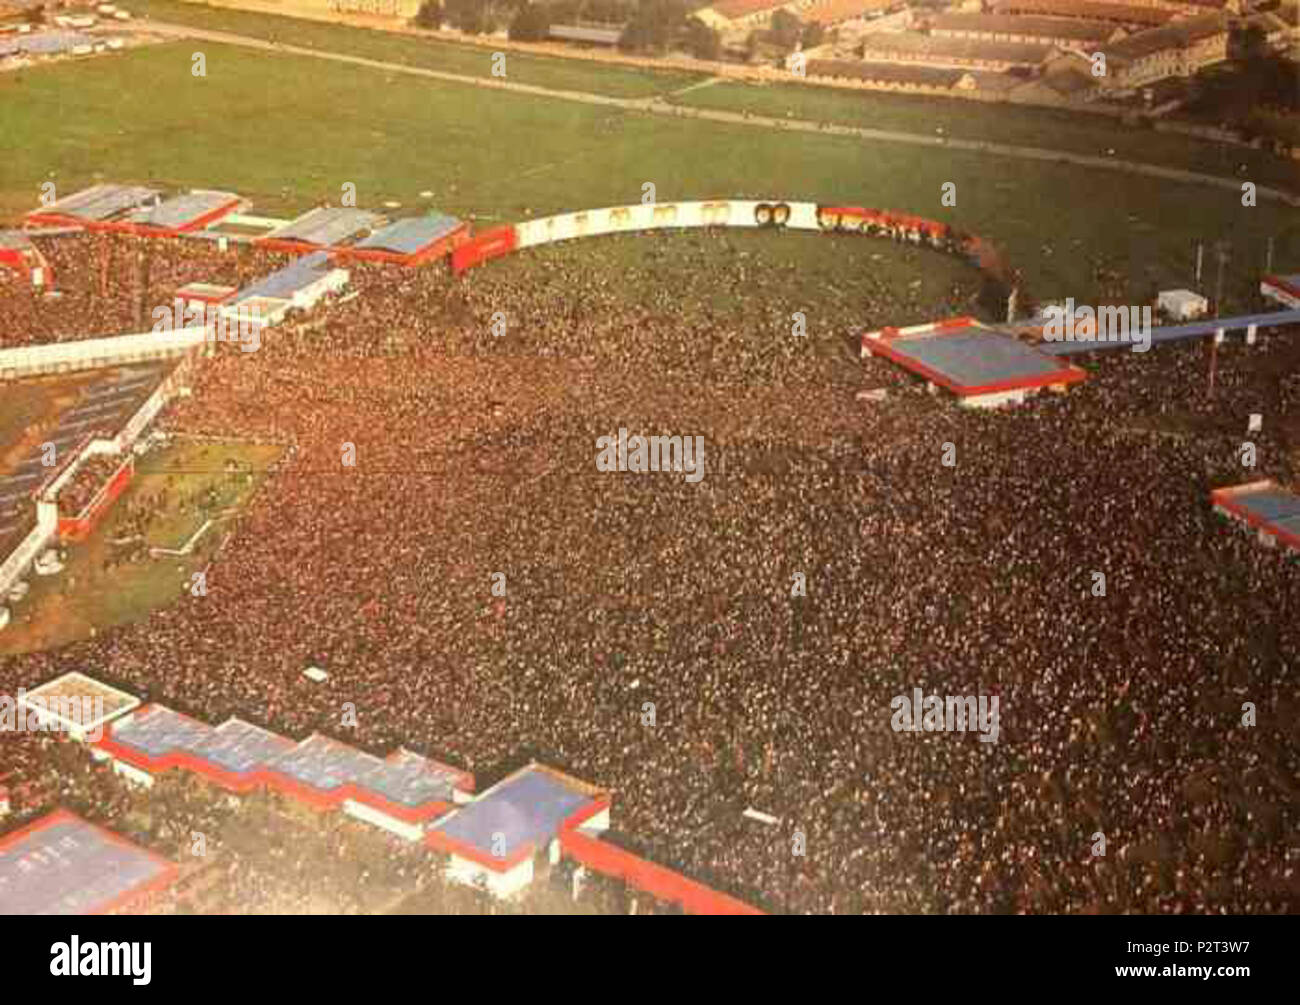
left=426, top=763, right=605, bottom=869
left=229, top=251, right=338, bottom=306
left=354, top=213, right=463, bottom=253
left=27, top=183, right=160, bottom=224
left=1212, top=481, right=1300, bottom=553
left=262, top=207, right=385, bottom=248
left=124, top=190, right=243, bottom=232
left=863, top=318, right=1085, bottom=398
left=266, top=734, right=469, bottom=819
left=0, top=810, right=175, bottom=915
left=99, top=704, right=471, bottom=816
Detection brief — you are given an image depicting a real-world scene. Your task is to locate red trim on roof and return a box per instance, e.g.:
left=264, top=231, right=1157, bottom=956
left=423, top=783, right=610, bottom=874
left=1211, top=483, right=1300, bottom=553
left=95, top=708, right=474, bottom=819
left=865, top=325, right=1086, bottom=396
left=0, top=808, right=179, bottom=915
left=334, top=220, right=471, bottom=268
left=1262, top=274, right=1300, bottom=301
left=561, top=829, right=764, bottom=915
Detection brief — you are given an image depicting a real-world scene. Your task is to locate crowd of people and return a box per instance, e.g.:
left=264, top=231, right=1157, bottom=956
left=54, top=453, right=124, bottom=517
left=0, top=233, right=286, bottom=348
left=1, top=227, right=1297, bottom=914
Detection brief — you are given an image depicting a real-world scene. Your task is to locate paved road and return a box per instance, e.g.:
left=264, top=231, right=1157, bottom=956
left=150, top=21, right=1300, bottom=208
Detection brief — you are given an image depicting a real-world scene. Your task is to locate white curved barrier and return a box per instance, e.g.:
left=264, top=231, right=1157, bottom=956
left=513, top=199, right=821, bottom=250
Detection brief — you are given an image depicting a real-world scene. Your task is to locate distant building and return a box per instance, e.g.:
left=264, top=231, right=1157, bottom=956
left=859, top=30, right=1057, bottom=70
left=801, top=0, right=899, bottom=28
left=1093, top=13, right=1230, bottom=91
left=808, top=58, right=979, bottom=91
left=1248, top=2, right=1300, bottom=55
left=547, top=24, right=623, bottom=47
left=695, top=0, right=797, bottom=31
left=1011, top=57, right=1101, bottom=102
left=929, top=13, right=1123, bottom=50
left=991, top=0, right=1174, bottom=27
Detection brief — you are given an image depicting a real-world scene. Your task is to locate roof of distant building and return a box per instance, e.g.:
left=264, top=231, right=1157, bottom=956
left=931, top=13, right=1116, bottom=43
left=860, top=31, right=1054, bottom=64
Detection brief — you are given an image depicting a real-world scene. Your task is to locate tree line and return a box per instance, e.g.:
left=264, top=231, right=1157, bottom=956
left=413, top=0, right=826, bottom=59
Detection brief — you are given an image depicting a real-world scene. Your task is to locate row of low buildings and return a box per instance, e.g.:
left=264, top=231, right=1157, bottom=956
left=693, top=0, right=1296, bottom=101
left=696, top=0, right=902, bottom=31
left=851, top=11, right=1236, bottom=83
left=1, top=672, right=763, bottom=913
left=837, top=4, right=1299, bottom=101
left=692, top=0, right=1251, bottom=32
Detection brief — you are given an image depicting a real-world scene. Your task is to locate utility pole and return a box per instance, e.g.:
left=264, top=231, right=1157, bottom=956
left=1214, top=242, right=1228, bottom=318
left=1195, top=241, right=1203, bottom=286
left=1265, top=236, right=1274, bottom=275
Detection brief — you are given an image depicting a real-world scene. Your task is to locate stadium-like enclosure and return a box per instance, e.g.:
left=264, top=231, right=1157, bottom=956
left=452, top=198, right=1016, bottom=296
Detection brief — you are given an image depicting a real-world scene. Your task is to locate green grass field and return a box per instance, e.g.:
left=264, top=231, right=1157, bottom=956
left=0, top=438, right=282, bottom=655
left=121, top=0, right=705, bottom=96
left=669, top=81, right=1300, bottom=193
left=119, top=0, right=1300, bottom=190
left=2, top=39, right=1296, bottom=308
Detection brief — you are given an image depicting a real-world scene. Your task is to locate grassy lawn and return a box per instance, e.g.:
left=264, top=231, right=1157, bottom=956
left=120, top=0, right=705, bottom=97
left=0, top=437, right=283, bottom=655
left=1, top=42, right=1297, bottom=308
left=670, top=81, right=1300, bottom=193
left=118, top=0, right=1300, bottom=191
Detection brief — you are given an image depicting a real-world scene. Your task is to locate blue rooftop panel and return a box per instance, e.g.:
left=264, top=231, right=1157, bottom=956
left=354, top=214, right=462, bottom=255
left=192, top=720, right=294, bottom=776
left=432, top=766, right=596, bottom=860
left=892, top=325, right=1069, bottom=389
left=0, top=813, right=171, bottom=915
left=231, top=251, right=334, bottom=304
left=127, top=191, right=239, bottom=229
left=108, top=705, right=214, bottom=758
left=1231, top=488, right=1300, bottom=524
left=268, top=208, right=384, bottom=247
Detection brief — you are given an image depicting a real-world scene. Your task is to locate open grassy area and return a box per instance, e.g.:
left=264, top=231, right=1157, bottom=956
left=671, top=81, right=1300, bottom=194
left=118, top=0, right=1300, bottom=192
left=0, top=437, right=283, bottom=655
left=121, top=0, right=705, bottom=97
left=2, top=41, right=1296, bottom=308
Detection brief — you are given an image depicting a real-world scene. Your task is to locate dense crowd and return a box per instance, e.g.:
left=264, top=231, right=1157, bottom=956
left=55, top=454, right=124, bottom=517
left=1, top=229, right=1297, bottom=914
left=0, top=234, right=286, bottom=348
